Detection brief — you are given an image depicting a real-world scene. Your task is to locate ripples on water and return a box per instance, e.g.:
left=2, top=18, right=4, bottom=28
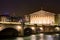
left=0, top=33, right=60, bottom=40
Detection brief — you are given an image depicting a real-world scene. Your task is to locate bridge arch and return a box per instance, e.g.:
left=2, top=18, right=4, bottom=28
left=24, top=27, right=33, bottom=36
left=0, top=28, right=19, bottom=37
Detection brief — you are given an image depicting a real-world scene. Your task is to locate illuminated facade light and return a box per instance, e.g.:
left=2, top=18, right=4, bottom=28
left=25, top=10, right=55, bottom=25
left=55, top=27, right=60, bottom=31
left=40, top=27, right=43, bottom=30
left=17, top=25, right=22, bottom=30
left=31, top=27, right=35, bottom=30
left=1, top=16, right=8, bottom=22
left=0, top=27, right=2, bottom=31
left=0, top=25, right=3, bottom=31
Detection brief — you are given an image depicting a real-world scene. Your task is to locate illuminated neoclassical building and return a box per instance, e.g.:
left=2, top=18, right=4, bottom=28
left=25, top=10, right=55, bottom=25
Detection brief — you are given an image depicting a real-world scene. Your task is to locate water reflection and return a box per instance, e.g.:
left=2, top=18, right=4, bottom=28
left=16, top=37, right=24, bottom=40
left=24, top=36, right=31, bottom=40
left=36, top=33, right=44, bottom=40
left=0, top=34, right=60, bottom=40
left=39, top=33, right=44, bottom=40
left=30, top=35, right=36, bottom=40
left=45, top=35, right=54, bottom=40
left=54, top=34, right=60, bottom=40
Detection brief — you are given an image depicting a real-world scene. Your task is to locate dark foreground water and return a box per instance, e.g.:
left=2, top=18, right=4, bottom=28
left=0, top=33, right=60, bottom=40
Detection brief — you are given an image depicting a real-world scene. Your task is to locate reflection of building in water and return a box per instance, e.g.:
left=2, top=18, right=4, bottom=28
left=25, top=10, right=55, bottom=25
left=45, top=35, right=54, bottom=40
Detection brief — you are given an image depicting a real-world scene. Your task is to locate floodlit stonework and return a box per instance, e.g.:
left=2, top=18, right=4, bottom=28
left=25, top=10, right=55, bottom=25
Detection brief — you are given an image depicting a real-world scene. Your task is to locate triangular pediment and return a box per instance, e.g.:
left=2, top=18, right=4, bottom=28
left=30, top=10, right=55, bottom=16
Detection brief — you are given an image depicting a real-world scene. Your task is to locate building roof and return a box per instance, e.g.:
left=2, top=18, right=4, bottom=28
left=30, top=10, right=55, bottom=16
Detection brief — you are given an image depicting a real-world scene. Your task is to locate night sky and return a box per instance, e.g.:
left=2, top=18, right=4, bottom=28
left=0, top=0, right=60, bottom=16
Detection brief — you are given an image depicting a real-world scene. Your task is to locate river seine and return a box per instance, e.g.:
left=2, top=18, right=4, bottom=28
left=0, top=33, right=60, bottom=40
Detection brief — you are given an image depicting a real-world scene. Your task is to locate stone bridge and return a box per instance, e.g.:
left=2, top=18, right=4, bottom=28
left=0, top=22, right=60, bottom=37
left=0, top=22, right=24, bottom=36
left=0, top=22, right=36, bottom=37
